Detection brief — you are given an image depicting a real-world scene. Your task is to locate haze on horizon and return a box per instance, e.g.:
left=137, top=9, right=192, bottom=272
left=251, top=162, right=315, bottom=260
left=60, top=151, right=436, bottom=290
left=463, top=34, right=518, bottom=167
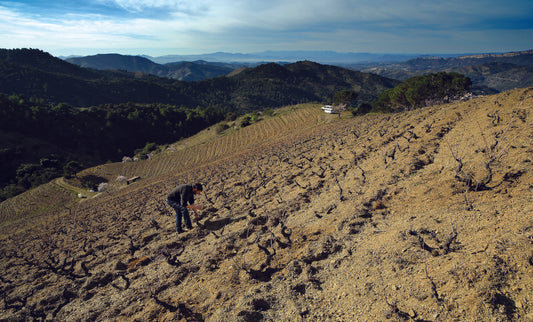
left=0, top=0, right=532, bottom=58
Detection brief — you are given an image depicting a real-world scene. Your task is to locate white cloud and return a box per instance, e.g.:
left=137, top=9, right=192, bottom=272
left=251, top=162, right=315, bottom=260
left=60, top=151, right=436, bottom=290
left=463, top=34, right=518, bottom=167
left=0, top=0, right=531, bottom=56
left=101, top=0, right=208, bottom=14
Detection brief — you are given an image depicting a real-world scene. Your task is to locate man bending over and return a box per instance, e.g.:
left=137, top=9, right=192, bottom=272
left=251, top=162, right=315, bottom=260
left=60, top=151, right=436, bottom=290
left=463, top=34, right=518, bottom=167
left=166, top=183, right=203, bottom=233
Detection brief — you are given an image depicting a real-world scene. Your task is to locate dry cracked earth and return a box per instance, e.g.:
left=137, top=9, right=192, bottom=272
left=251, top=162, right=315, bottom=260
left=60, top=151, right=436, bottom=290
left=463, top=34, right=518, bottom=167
left=1, top=87, right=533, bottom=321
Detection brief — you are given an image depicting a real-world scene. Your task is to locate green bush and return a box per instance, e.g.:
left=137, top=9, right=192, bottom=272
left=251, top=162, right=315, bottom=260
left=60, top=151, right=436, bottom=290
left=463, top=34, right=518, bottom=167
left=250, top=112, right=261, bottom=123
left=349, top=103, right=372, bottom=116
left=240, top=115, right=251, bottom=128
left=216, top=122, right=230, bottom=134
left=0, top=184, right=26, bottom=202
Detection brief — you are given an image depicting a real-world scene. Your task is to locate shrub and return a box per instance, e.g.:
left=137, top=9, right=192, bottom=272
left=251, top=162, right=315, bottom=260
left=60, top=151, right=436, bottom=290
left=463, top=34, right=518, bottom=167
left=79, top=174, right=108, bottom=190
left=216, top=123, right=230, bottom=134
left=350, top=103, right=372, bottom=116
left=250, top=112, right=261, bottom=123
left=240, top=115, right=251, bottom=128
left=263, top=108, right=275, bottom=117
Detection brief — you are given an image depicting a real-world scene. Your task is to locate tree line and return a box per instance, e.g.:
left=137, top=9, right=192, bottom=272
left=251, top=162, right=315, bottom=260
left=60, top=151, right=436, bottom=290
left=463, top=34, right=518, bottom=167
left=370, top=72, right=472, bottom=112
left=0, top=94, right=231, bottom=201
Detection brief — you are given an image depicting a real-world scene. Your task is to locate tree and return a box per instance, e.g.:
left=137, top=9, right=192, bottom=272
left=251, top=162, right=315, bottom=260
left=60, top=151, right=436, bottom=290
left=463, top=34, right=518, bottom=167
left=371, top=72, right=472, bottom=112
left=350, top=103, right=372, bottom=116
left=333, top=90, right=358, bottom=107
left=63, top=161, right=82, bottom=179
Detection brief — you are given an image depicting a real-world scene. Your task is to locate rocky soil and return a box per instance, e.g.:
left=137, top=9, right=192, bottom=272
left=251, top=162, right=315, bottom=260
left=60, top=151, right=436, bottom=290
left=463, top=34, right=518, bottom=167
left=1, top=87, right=532, bottom=321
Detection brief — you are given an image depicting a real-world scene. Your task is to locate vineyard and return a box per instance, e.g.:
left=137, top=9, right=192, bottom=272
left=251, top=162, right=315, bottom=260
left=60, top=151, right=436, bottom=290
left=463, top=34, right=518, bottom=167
left=0, top=103, right=328, bottom=227
left=1, top=89, right=532, bottom=321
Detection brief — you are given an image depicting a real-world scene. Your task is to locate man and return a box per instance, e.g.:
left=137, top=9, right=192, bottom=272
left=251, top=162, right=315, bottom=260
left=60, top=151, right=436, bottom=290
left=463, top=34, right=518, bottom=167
left=166, top=183, right=203, bottom=233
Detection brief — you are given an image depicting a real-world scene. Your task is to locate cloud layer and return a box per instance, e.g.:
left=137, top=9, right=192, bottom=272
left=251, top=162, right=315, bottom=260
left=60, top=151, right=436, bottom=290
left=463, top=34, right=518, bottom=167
left=1, top=0, right=531, bottom=56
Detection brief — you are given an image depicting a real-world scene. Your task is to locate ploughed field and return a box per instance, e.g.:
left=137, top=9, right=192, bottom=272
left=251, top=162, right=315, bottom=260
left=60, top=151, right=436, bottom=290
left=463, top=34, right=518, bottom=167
left=1, top=89, right=532, bottom=321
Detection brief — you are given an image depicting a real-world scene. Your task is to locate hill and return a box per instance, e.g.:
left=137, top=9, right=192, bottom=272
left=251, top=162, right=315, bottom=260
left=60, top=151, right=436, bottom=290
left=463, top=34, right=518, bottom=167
left=66, top=54, right=237, bottom=81
left=0, top=49, right=184, bottom=106
left=66, top=54, right=167, bottom=75
left=0, top=49, right=400, bottom=201
left=361, top=50, right=533, bottom=92
left=164, top=61, right=238, bottom=81
left=0, top=49, right=399, bottom=109
left=1, top=87, right=531, bottom=321
left=449, top=62, right=533, bottom=92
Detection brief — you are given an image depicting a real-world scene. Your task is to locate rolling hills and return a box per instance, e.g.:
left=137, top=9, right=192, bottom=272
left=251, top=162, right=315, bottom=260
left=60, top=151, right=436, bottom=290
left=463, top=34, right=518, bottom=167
left=64, top=49, right=533, bottom=94
left=360, top=50, right=533, bottom=92
left=0, top=49, right=399, bottom=109
left=66, top=54, right=239, bottom=81
left=1, top=87, right=531, bottom=321
left=0, top=48, right=400, bottom=201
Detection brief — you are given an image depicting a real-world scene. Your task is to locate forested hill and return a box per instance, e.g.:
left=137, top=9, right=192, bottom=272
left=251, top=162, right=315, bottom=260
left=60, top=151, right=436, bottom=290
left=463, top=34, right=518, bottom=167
left=67, top=54, right=238, bottom=81
left=0, top=48, right=400, bottom=201
left=66, top=54, right=167, bottom=74
left=0, top=48, right=400, bottom=110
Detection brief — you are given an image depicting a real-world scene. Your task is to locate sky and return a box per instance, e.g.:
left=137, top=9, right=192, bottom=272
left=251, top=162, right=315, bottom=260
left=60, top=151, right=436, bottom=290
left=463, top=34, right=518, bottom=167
left=0, top=0, right=532, bottom=57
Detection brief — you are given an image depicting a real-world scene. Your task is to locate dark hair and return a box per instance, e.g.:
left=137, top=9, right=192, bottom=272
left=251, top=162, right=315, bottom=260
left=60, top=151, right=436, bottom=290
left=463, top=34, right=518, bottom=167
left=193, top=183, right=203, bottom=191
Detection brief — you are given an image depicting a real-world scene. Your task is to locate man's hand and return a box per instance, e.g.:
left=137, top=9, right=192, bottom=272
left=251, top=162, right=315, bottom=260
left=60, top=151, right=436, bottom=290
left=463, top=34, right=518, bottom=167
left=187, top=204, right=202, bottom=218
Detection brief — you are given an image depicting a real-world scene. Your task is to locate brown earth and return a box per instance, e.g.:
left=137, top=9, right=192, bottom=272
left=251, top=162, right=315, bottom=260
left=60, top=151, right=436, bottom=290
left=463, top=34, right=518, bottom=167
left=1, top=88, right=532, bottom=321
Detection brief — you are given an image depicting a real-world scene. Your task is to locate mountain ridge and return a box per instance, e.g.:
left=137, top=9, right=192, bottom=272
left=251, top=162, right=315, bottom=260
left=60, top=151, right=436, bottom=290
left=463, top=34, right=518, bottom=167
left=360, top=49, right=533, bottom=92
left=1, top=49, right=400, bottom=108
left=66, top=54, right=238, bottom=81
left=64, top=49, right=533, bottom=92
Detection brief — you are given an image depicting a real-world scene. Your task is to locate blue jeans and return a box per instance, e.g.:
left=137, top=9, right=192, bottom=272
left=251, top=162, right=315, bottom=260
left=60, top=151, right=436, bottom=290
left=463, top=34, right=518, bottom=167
left=166, top=199, right=192, bottom=232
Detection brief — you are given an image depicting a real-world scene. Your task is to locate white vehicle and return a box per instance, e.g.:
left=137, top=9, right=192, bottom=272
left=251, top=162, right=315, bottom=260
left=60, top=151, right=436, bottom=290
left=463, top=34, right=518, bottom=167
left=321, top=105, right=336, bottom=114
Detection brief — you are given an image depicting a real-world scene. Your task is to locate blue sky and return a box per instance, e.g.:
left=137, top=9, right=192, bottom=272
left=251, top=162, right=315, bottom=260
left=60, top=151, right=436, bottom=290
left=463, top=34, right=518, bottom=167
left=1, top=0, right=532, bottom=57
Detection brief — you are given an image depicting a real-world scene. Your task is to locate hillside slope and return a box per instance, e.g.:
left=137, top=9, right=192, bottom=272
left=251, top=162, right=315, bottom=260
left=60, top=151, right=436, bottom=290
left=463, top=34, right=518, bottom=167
left=1, top=49, right=399, bottom=109
left=1, top=89, right=532, bottom=321
left=66, top=54, right=236, bottom=81
left=361, top=50, right=533, bottom=92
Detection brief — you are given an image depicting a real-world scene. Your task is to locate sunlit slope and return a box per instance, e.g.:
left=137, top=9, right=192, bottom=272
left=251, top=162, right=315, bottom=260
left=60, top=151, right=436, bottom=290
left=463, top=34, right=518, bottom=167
left=0, top=88, right=532, bottom=321
left=90, top=103, right=328, bottom=182
left=0, top=103, right=333, bottom=226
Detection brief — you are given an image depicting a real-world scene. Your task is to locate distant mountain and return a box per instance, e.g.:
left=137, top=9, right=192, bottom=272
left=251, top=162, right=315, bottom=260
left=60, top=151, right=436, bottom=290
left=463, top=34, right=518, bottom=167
left=66, top=54, right=238, bottom=81
left=449, top=62, right=533, bottom=92
left=146, top=51, right=422, bottom=65
left=163, top=61, right=239, bottom=81
left=387, top=50, right=533, bottom=71
left=66, top=54, right=166, bottom=75
left=0, top=48, right=399, bottom=109
left=361, top=50, right=533, bottom=92
left=0, top=49, right=185, bottom=106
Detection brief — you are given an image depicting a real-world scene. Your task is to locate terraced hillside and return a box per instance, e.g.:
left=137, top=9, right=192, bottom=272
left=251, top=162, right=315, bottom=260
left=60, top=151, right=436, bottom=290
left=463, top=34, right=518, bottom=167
left=1, top=89, right=532, bottom=321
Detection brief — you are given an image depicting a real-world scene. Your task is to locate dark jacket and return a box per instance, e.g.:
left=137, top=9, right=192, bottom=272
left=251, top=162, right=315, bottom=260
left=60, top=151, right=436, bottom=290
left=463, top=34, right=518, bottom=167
left=167, top=184, right=195, bottom=206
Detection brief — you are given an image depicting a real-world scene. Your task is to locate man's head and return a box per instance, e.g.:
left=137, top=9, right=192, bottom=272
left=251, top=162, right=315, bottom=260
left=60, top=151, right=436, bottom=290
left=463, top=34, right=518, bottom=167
left=193, top=183, right=203, bottom=194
